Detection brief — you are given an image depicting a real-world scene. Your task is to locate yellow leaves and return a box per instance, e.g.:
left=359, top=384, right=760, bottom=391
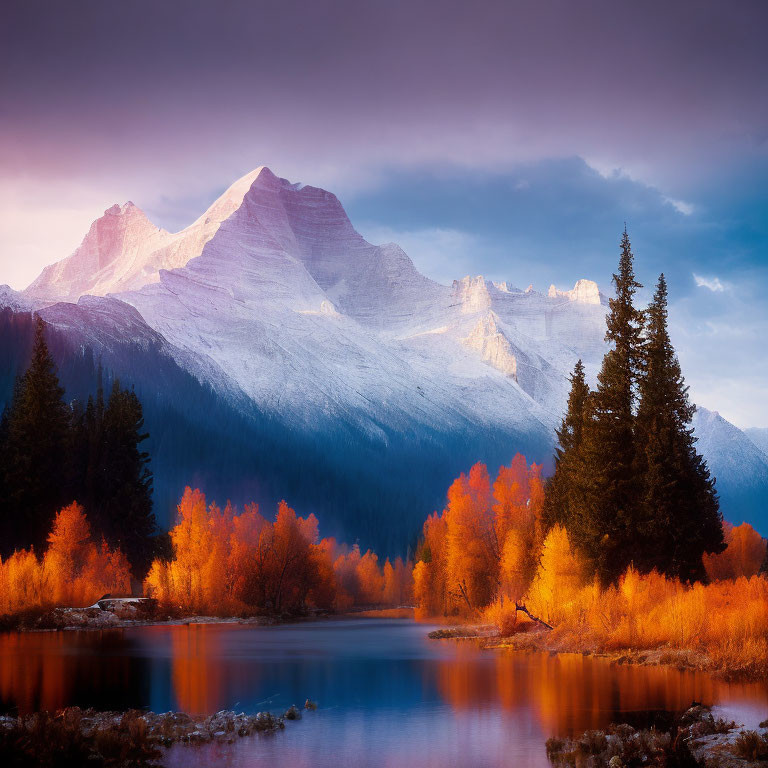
left=500, top=529, right=527, bottom=602
left=356, top=550, right=384, bottom=604
left=412, top=561, right=434, bottom=620
left=527, top=524, right=586, bottom=626
left=0, top=549, right=47, bottom=614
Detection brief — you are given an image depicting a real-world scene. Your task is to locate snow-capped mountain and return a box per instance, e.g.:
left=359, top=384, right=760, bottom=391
left=23, top=168, right=606, bottom=438
left=6, top=166, right=767, bottom=541
left=692, top=409, right=768, bottom=526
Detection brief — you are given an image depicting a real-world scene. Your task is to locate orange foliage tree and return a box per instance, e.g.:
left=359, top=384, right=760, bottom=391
left=0, top=502, right=131, bottom=614
left=415, top=455, right=768, bottom=677
left=704, top=522, right=766, bottom=581
left=144, top=487, right=412, bottom=616
left=415, top=455, right=545, bottom=618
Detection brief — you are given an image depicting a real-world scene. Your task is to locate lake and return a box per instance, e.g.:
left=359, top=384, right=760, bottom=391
left=1, top=617, right=767, bottom=767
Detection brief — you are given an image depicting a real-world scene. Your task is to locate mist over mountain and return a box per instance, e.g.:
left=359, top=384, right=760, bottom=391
left=3, top=166, right=766, bottom=548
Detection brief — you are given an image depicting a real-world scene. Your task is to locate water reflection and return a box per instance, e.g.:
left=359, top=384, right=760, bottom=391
left=437, top=646, right=719, bottom=732
left=0, top=630, right=149, bottom=714
left=2, top=619, right=768, bottom=767
left=171, top=625, right=225, bottom=714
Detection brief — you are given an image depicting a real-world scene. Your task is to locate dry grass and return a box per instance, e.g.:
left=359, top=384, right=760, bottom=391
left=482, top=569, right=768, bottom=680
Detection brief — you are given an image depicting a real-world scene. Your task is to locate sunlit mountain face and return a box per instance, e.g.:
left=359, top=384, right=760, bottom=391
left=2, top=166, right=766, bottom=550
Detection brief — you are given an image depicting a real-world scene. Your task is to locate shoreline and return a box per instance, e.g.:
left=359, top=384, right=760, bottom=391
left=428, top=623, right=764, bottom=683
left=0, top=703, right=315, bottom=766
left=1, top=605, right=415, bottom=634
left=547, top=703, right=767, bottom=768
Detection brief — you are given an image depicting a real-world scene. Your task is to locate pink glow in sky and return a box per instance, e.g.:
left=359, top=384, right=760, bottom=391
left=2, top=0, right=766, bottom=288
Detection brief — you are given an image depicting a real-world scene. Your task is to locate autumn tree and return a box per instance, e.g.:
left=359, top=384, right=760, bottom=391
left=413, top=512, right=448, bottom=617
left=356, top=550, right=385, bottom=604
left=333, top=543, right=362, bottom=610
left=259, top=501, right=322, bottom=613
left=634, top=274, right=724, bottom=580
left=493, top=454, right=543, bottom=598
left=0, top=549, right=46, bottom=614
left=526, top=524, right=586, bottom=626
left=414, top=457, right=544, bottom=618
left=383, top=556, right=413, bottom=606
left=146, top=489, right=343, bottom=616
left=704, top=522, right=766, bottom=581
left=444, top=464, right=498, bottom=612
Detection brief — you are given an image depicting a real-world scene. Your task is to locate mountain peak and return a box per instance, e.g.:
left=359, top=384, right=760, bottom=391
left=548, top=279, right=601, bottom=305
left=452, top=276, right=492, bottom=314
left=25, top=198, right=168, bottom=301
left=189, top=166, right=285, bottom=227
left=103, top=200, right=146, bottom=219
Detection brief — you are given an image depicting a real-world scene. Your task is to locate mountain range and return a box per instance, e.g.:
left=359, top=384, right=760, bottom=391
left=2, top=166, right=766, bottom=549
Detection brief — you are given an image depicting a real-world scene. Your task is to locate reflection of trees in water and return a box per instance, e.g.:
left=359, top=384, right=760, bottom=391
left=435, top=646, right=768, bottom=736
left=171, top=625, right=227, bottom=714
left=0, top=630, right=145, bottom=714
left=0, top=632, right=68, bottom=713
left=3, top=623, right=768, bottom=736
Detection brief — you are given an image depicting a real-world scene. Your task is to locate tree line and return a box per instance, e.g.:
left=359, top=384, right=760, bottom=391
left=0, top=317, right=157, bottom=575
left=145, top=487, right=414, bottom=615
left=0, top=502, right=131, bottom=614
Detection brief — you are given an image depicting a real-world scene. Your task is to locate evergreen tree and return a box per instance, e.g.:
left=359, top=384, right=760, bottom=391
left=0, top=405, right=9, bottom=536
left=570, top=229, right=644, bottom=584
left=634, top=274, right=724, bottom=580
left=542, top=359, right=590, bottom=531
left=0, top=317, right=72, bottom=555
left=97, top=380, right=156, bottom=575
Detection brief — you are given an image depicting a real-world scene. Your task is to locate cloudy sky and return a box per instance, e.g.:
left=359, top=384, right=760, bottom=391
left=1, top=0, right=767, bottom=427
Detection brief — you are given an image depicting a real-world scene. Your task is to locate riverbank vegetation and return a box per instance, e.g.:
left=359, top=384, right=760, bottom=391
left=144, top=486, right=413, bottom=615
left=0, top=488, right=413, bottom=623
left=546, top=703, right=738, bottom=768
left=414, top=233, right=768, bottom=680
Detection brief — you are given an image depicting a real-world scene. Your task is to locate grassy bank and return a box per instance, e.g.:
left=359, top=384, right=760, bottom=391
left=427, top=619, right=767, bottom=681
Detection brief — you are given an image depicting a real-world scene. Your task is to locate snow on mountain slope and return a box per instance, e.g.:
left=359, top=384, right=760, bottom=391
left=692, top=407, right=768, bottom=532
left=0, top=284, right=35, bottom=313
left=114, top=169, right=562, bottom=440
left=745, top=428, right=768, bottom=459
left=18, top=166, right=767, bottom=532
left=25, top=169, right=271, bottom=302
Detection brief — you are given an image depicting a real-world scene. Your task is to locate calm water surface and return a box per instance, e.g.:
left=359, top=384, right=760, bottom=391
left=2, top=617, right=767, bottom=767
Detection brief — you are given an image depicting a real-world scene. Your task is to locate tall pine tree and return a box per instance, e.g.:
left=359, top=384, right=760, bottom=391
left=101, top=381, right=156, bottom=575
left=634, top=274, right=724, bottom=580
left=542, top=359, right=589, bottom=532
left=571, top=229, right=644, bottom=584
left=0, top=316, right=72, bottom=555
